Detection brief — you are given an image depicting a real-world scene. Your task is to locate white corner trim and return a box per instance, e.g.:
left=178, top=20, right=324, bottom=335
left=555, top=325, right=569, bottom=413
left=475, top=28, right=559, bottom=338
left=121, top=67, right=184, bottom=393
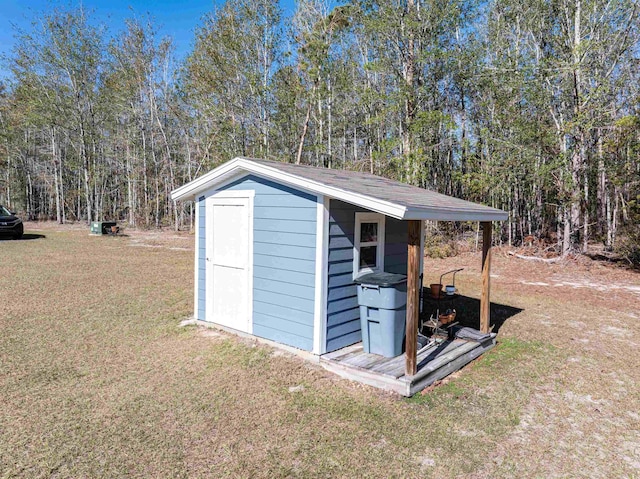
left=313, top=195, right=330, bottom=355
left=194, top=198, right=201, bottom=320
left=247, top=194, right=254, bottom=335
left=353, top=212, right=386, bottom=279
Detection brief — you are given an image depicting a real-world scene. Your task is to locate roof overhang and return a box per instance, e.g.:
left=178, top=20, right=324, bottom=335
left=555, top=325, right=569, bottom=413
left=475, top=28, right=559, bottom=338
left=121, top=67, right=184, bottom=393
left=171, top=157, right=507, bottom=222
left=402, top=207, right=507, bottom=222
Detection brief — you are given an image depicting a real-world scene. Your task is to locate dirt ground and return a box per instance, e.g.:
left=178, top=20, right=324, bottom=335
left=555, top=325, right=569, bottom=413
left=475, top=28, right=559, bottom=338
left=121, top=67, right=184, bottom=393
left=425, top=249, right=640, bottom=477
left=1, top=222, right=639, bottom=478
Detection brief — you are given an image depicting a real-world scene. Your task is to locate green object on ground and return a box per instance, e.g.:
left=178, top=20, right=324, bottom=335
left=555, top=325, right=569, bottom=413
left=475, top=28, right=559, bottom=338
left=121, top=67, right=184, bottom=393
left=90, top=221, right=117, bottom=235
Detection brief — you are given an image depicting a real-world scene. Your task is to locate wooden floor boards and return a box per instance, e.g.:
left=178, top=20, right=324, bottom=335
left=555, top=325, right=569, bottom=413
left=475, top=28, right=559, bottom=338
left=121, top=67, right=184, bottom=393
left=320, top=335, right=496, bottom=396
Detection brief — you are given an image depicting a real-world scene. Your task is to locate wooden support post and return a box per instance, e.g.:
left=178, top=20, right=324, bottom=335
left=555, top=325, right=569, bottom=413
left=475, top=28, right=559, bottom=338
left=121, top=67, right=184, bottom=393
left=480, top=222, right=492, bottom=334
left=406, top=220, right=421, bottom=377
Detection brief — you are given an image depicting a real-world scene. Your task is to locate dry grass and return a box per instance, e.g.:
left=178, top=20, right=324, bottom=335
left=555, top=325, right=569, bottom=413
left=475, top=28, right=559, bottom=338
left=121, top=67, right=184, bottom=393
left=1, top=224, right=638, bottom=478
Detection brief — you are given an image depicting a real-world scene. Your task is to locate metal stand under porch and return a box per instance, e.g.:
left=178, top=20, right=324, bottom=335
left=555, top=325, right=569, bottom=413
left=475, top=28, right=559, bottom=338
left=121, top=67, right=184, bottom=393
left=404, top=221, right=493, bottom=377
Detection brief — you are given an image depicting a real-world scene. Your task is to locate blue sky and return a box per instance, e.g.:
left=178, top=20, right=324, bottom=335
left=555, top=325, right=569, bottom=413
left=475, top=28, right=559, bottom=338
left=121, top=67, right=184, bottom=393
left=0, top=0, right=297, bottom=80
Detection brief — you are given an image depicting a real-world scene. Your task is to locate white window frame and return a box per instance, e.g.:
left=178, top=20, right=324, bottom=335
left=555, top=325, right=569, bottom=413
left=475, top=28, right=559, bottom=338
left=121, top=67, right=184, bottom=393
left=353, top=212, right=386, bottom=279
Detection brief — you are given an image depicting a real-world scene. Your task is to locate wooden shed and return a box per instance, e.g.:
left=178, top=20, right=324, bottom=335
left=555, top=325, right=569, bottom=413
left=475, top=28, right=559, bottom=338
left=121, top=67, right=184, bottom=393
left=171, top=157, right=508, bottom=395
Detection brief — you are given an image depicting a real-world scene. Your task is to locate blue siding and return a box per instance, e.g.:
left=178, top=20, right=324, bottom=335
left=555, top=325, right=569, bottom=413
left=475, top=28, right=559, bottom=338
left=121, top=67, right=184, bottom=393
left=385, top=217, right=408, bottom=275
left=217, top=175, right=317, bottom=351
left=326, top=200, right=366, bottom=352
left=325, top=200, right=408, bottom=353
left=197, top=196, right=206, bottom=320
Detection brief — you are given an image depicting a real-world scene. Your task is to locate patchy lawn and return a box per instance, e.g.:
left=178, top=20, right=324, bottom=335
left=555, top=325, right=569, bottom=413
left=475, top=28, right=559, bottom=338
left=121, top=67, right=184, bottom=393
left=1, top=223, right=638, bottom=478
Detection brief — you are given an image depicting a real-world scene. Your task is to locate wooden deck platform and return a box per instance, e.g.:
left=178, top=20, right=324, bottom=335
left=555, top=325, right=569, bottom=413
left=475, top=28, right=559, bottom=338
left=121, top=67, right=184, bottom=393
left=320, top=336, right=496, bottom=396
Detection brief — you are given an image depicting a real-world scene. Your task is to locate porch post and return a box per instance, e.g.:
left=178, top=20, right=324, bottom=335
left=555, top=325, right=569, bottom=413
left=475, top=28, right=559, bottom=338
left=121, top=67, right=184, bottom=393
left=405, top=220, right=421, bottom=376
left=480, top=221, right=492, bottom=333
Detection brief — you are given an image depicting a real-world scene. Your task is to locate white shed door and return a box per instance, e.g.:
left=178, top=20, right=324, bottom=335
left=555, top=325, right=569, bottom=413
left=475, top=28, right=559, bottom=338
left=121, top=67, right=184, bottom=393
left=206, top=195, right=252, bottom=332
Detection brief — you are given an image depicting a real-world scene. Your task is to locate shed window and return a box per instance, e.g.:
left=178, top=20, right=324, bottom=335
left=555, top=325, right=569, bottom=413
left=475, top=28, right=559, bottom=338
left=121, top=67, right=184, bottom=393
left=354, top=212, right=385, bottom=278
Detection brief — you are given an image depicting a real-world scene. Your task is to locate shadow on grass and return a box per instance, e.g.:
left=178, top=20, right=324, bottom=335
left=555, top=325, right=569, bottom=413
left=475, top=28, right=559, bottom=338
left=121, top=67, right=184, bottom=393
left=584, top=252, right=639, bottom=271
left=422, top=292, right=523, bottom=334
left=0, top=233, right=47, bottom=241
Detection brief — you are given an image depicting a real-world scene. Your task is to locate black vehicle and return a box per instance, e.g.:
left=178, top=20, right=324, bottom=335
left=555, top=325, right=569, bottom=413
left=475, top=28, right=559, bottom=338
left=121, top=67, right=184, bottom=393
left=0, top=205, right=23, bottom=239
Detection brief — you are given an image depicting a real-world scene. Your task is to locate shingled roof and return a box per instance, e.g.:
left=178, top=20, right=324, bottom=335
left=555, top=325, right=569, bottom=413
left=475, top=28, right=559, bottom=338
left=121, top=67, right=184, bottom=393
left=171, top=157, right=507, bottom=221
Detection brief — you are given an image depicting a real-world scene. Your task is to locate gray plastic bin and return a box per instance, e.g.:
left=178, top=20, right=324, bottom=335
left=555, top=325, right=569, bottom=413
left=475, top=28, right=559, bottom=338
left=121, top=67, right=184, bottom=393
left=355, top=272, right=408, bottom=357
left=358, top=305, right=407, bottom=357
left=356, top=279, right=407, bottom=308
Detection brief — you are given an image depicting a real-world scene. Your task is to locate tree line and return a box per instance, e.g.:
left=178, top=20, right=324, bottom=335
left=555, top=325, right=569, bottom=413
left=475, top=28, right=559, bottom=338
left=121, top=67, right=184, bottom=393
left=0, top=0, right=638, bottom=258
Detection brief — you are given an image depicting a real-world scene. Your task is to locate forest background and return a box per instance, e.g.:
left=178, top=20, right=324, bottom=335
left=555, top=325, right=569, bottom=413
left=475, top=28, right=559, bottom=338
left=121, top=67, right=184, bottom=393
left=0, top=0, right=638, bottom=261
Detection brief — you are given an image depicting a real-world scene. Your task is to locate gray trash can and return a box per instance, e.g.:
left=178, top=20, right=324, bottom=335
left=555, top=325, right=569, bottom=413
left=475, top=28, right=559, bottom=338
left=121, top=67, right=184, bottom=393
left=355, top=272, right=407, bottom=357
